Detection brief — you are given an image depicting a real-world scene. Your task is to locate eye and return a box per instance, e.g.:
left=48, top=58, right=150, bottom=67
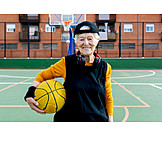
left=79, top=38, right=84, bottom=41
left=87, top=37, right=93, bottom=41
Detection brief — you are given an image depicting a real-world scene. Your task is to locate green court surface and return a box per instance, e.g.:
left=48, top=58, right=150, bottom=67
left=0, top=69, right=162, bottom=122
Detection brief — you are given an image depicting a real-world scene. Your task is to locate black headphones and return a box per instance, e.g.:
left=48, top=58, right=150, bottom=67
left=76, top=51, right=101, bottom=67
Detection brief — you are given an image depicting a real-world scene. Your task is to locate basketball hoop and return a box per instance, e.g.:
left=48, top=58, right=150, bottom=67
left=62, top=20, right=72, bottom=31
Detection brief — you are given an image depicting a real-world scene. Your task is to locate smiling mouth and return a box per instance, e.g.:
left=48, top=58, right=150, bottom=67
left=82, top=47, right=91, bottom=49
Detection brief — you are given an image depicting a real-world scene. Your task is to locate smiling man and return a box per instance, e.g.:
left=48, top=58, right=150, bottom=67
left=24, top=21, right=113, bottom=122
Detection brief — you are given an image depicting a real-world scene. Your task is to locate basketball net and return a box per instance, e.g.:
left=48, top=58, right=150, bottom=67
left=62, top=20, right=72, bottom=31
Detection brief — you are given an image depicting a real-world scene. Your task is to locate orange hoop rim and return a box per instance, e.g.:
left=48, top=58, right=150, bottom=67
left=62, top=20, right=72, bottom=26
left=62, top=20, right=72, bottom=31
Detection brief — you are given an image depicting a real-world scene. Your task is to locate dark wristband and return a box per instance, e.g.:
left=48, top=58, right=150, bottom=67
left=24, top=86, right=36, bottom=101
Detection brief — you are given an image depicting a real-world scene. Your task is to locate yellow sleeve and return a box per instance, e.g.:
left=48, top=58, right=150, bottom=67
left=34, top=57, right=66, bottom=83
left=105, top=63, right=113, bottom=116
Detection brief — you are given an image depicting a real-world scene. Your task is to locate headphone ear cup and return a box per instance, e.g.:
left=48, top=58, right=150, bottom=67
left=76, top=55, right=80, bottom=65
left=76, top=55, right=85, bottom=66
left=81, top=56, right=86, bottom=66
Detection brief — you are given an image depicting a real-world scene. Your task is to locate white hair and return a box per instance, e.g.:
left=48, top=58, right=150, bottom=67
left=74, top=33, right=100, bottom=44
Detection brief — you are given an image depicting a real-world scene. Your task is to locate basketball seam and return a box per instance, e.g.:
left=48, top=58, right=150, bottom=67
left=53, top=81, right=66, bottom=112
left=35, top=88, right=48, bottom=101
left=35, top=87, right=65, bottom=101
left=35, top=87, right=49, bottom=110
left=54, top=87, right=66, bottom=100
left=45, top=80, right=58, bottom=112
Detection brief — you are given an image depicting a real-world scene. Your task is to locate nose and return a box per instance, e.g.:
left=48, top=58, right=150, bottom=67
left=83, top=39, right=89, bottom=45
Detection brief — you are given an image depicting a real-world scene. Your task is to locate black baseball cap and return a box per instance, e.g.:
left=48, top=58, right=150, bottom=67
left=74, top=21, right=99, bottom=36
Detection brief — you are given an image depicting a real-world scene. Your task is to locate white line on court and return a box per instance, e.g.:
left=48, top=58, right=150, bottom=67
left=149, top=84, right=162, bottom=90
left=0, top=70, right=156, bottom=80
left=0, top=82, right=33, bottom=84
left=0, top=75, right=34, bottom=79
left=112, top=83, right=162, bottom=85
left=112, top=70, right=155, bottom=79
left=1, top=82, right=162, bottom=85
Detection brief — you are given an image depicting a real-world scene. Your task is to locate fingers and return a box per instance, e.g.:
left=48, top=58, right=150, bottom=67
left=26, top=97, right=46, bottom=115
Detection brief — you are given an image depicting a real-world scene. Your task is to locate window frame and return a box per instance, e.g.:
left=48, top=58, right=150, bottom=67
left=7, top=24, right=15, bottom=32
left=124, top=24, right=133, bottom=32
left=45, top=24, right=55, bottom=32
left=146, top=24, right=154, bottom=32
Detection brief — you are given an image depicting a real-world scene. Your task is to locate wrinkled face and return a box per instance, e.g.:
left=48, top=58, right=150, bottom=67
left=76, top=33, right=99, bottom=56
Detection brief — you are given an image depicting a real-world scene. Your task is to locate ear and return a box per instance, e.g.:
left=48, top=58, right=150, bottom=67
left=95, top=38, right=99, bottom=48
left=96, top=35, right=100, bottom=43
left=97, top=38, right=99, bottom=44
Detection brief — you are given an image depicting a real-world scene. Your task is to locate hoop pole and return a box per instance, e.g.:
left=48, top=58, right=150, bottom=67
left=73, top=39, right=76, bottom=54
left=69, top=27, right=73, bottom=55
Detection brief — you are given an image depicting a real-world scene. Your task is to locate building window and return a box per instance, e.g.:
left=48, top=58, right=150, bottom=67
left=29, top=25, right=39, bottom=39
left=27, top=14, right=39, bottom=20
left=146, top=24, right=154, bottom=32
left=0, top=44, right=17, bottom=49
left=121, top=43, right=135, bottom=49
left=99, top=25, right=106, bottom=32
left=22, top=43, right=39, bottom=49
left=98, top=43, right=114, bottom=49
left=45, top=24, right=55, bottom=32
left=43, top=43, right=57, bottom=49
left=98, top=22, right=115, bottom=41
left=61, top=32, right=70, bottom=42
left=98, top=14, right=110, bottom=20
left=124, top=24, right=133, bottom=32
left=7, top=24, right=15, bottom=32
left=143, top=43, right=158, bottom=49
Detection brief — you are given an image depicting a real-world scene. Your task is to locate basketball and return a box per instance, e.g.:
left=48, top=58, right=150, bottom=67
left=34, top=80, right=66, bottom=114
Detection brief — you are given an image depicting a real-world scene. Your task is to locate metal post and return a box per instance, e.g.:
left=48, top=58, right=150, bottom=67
left=4, top=22, right=6, bottom=59
left=27, top=22, right=30, bottom=59
left=51, top=26, right=52, bottom=58
left=69, top=27, right=73, bottom=55
left=142, top=22, right=144, bottom=58
left=73, top=37, right=76, bottom=54
left=119, top=22, right=121, bottom=58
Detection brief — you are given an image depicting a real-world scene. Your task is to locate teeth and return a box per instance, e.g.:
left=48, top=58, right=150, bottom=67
left=83, top=47, right=91, bottom=49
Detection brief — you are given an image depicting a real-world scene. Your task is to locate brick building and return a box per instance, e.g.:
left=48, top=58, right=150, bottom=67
left=0, top=14, right=162, bottom=58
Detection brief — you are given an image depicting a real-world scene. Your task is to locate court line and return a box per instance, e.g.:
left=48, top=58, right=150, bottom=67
left=0, top=75, right=34, bottom=79
left=1, top=82, right=162, bottom=85
left=114, top=105, right=149, bottom=108
left=0, top=69, right=154, bottom=122
left=149, top=84, right=162, bottom=90
left=1, top=69, right=162, bottom=71
left=0, top=105, right=29, bottom=107
left=112, top=70, right=155, bottom=79
left=112, top=79, right=150, bottom=122
left=112, top=79, right=150, bottom=107
left=0, top=69, right=157, bottom=80
left=0, top=69, right=43, bottom=71
left=0, top=82, right=33, bottom=84
left=112, top=69, right=162, bottom=71
left=122, top=107, right=129, bottom=122
left=0, top=105, right=147, bottom=108
left=112, top=83, right=162, bottom=85
left=0, top=78, right=33, bottom=92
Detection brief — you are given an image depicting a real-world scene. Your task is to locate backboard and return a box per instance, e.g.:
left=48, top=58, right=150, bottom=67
left=49, top=14, right=86, bottom=28
left=49, top=14, right=86, bottom=55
